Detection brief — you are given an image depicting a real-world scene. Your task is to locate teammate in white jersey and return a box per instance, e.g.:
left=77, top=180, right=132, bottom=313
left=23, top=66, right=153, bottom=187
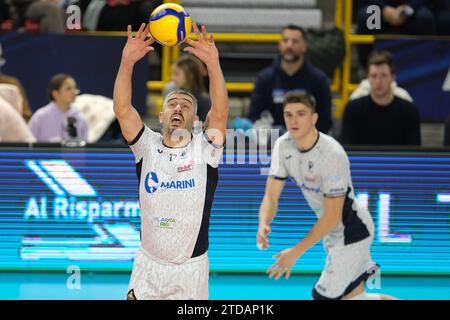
left=113, top=22, right=228, bottom=300
left=257, top=92, right=396, bottom=300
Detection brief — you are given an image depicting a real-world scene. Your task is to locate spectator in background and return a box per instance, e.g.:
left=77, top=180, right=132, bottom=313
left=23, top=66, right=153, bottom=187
left=247, top=25, right=333, bottom=134
left=28, top=73, right=88, bottom=142
left=163, top=55, right=210, bottom=123
left=341, top=50, right=421, bottom=146
left=357, top=0, right=450, bottom=68
left=0, top=42, right=33, bottom=121
left=0, top=85, right=35, bottom=143
left=83, top=0, right=161, bottom=31
left=433, top=0, right=450, bottom=35
left=349, top=75, right=413, bottom=102
left=9, top=0, right=66, bottom=32
left=0, top=0, right=11, bottom=23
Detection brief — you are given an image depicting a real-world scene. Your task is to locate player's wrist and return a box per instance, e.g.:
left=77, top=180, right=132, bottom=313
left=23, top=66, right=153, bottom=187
left=205, top=58, right=220, bottom=70
left=121, top=56, right=136, bottom=67
left=292, top=243, right=305, bottom=257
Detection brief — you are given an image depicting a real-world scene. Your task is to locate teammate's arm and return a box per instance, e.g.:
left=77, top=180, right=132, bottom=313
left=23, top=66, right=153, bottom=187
left=267, top=196, right=344, bottom=280
left=257, top=177, right=286, bottom=249
left=184, top=23, right=228, bottom=145
left=113, top=23, right=155, bottom=143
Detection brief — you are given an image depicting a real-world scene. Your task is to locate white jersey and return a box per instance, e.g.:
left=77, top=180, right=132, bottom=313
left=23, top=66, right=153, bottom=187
left=269, top=132, right=374, bottom=249
left=129, top=125, right=222, bottom=264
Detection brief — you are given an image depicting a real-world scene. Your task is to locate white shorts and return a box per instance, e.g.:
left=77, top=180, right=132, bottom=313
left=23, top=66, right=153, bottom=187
left=313, top=235, right=379, bottom=300
left=127, top=248, right=209, bottom=300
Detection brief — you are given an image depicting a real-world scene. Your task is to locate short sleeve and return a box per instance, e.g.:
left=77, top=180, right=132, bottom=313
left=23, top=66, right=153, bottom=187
left=321, top=151, right=350, bottom=198
left=128, top=125, right=160, bottom=162
left=196, top=131, right=223, bottom=168
left=268, top=138, right=288, bottom=180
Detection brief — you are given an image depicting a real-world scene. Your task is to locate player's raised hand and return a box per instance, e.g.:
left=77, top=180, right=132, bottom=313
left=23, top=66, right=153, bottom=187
left=122, top=23, right=155, bottom=64
left=256, top=223, right=272, bottom=250
left=183, top=23, right=219, bottom=66
left=267, top=247, right=302, bottom=280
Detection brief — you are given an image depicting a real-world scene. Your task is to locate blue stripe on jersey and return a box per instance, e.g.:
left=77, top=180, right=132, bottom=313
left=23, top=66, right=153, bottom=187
left=342, top=187, right=370, bottom=245
left=191, top=164, right=218, bottom=258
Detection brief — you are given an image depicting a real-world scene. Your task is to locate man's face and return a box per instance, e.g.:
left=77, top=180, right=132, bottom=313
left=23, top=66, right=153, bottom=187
left=283, top=102, right=318, bottom=140
left=159, top=93, right=198, bottom=135
left=368, top=63, right=395, bottom=99
left=278, top=29, right=307, bottom=63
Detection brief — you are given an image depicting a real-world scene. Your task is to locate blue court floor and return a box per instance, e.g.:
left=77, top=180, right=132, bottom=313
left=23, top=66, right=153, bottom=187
left=0, top=272, right=449, bottom=300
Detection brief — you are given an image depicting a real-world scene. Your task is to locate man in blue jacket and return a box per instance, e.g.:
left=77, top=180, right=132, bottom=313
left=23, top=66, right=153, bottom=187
left=248, top=25, right=333, bottom=134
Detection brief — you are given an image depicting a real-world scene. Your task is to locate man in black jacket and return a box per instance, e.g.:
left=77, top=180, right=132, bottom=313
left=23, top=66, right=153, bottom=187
left=341, top=50, right=421, bottom=146
left=248, top=25, right=333, bottom=134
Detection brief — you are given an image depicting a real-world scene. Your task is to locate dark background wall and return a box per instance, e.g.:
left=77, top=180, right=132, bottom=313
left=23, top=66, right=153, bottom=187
left=0, top=32, right=148, bottom=116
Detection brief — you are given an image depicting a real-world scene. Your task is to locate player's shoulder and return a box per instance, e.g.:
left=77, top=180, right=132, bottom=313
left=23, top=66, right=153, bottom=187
left=274, top=131, right=295, bottom=149
left=132, top=124, right=162, bottom=146
left=144, top=124, right=162, bottom=140
left=316, top=132, right=348, bottom=161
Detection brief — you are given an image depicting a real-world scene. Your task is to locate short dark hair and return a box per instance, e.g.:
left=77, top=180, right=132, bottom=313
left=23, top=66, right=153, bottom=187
left=164, top=89, right=198, bottom=114
left=283, top=92, right=316, bottom=112
left=48, top=73, right=73, bottom=101
left=367, top=50, right=395, bottom=73
left=282, top=24, right=306, bottom=39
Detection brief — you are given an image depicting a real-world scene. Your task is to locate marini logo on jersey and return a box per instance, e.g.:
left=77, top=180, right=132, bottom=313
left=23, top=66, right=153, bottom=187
left=144, top=171, right=195, bottom=194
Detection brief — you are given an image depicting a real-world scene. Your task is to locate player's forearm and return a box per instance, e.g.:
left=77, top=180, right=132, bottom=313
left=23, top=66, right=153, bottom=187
left=113, top=59, right=134, bottom=118
left=293, top=212, right=341, bottom=255
left=259, top=196, right=278, bottom=225
left=207, top=61, right=228, bottom=120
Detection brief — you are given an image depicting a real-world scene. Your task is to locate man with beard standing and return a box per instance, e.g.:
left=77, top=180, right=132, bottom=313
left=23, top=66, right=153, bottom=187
left=248, top=25, right=333, bottom=134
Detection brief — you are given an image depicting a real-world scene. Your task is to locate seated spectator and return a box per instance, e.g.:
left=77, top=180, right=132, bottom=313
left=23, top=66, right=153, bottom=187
left=28, top=73, right=88, bottom=142
left=162, top=55, right=210, bottom=123
left=349, top=78, right=413, bottom=102
left=341, top=50, right=421, bottom=146
left=9, top=0, right=65, bottom=32
left=433, top=0, right=450, bottom=35
left=247, top=25, right=333, bottom=134
left=0, top=90, right=35, bottom=143
left=357, top=0, right=450, bottom=67
left=0, top=43, right=33, bottom=121
left=0, top=0, right=11, bottom=24
left=83, top=0, right=161, bottom=31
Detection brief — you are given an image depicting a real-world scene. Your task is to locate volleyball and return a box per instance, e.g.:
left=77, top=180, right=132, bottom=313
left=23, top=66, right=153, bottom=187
left=149, top=3, right=192, bottom=47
